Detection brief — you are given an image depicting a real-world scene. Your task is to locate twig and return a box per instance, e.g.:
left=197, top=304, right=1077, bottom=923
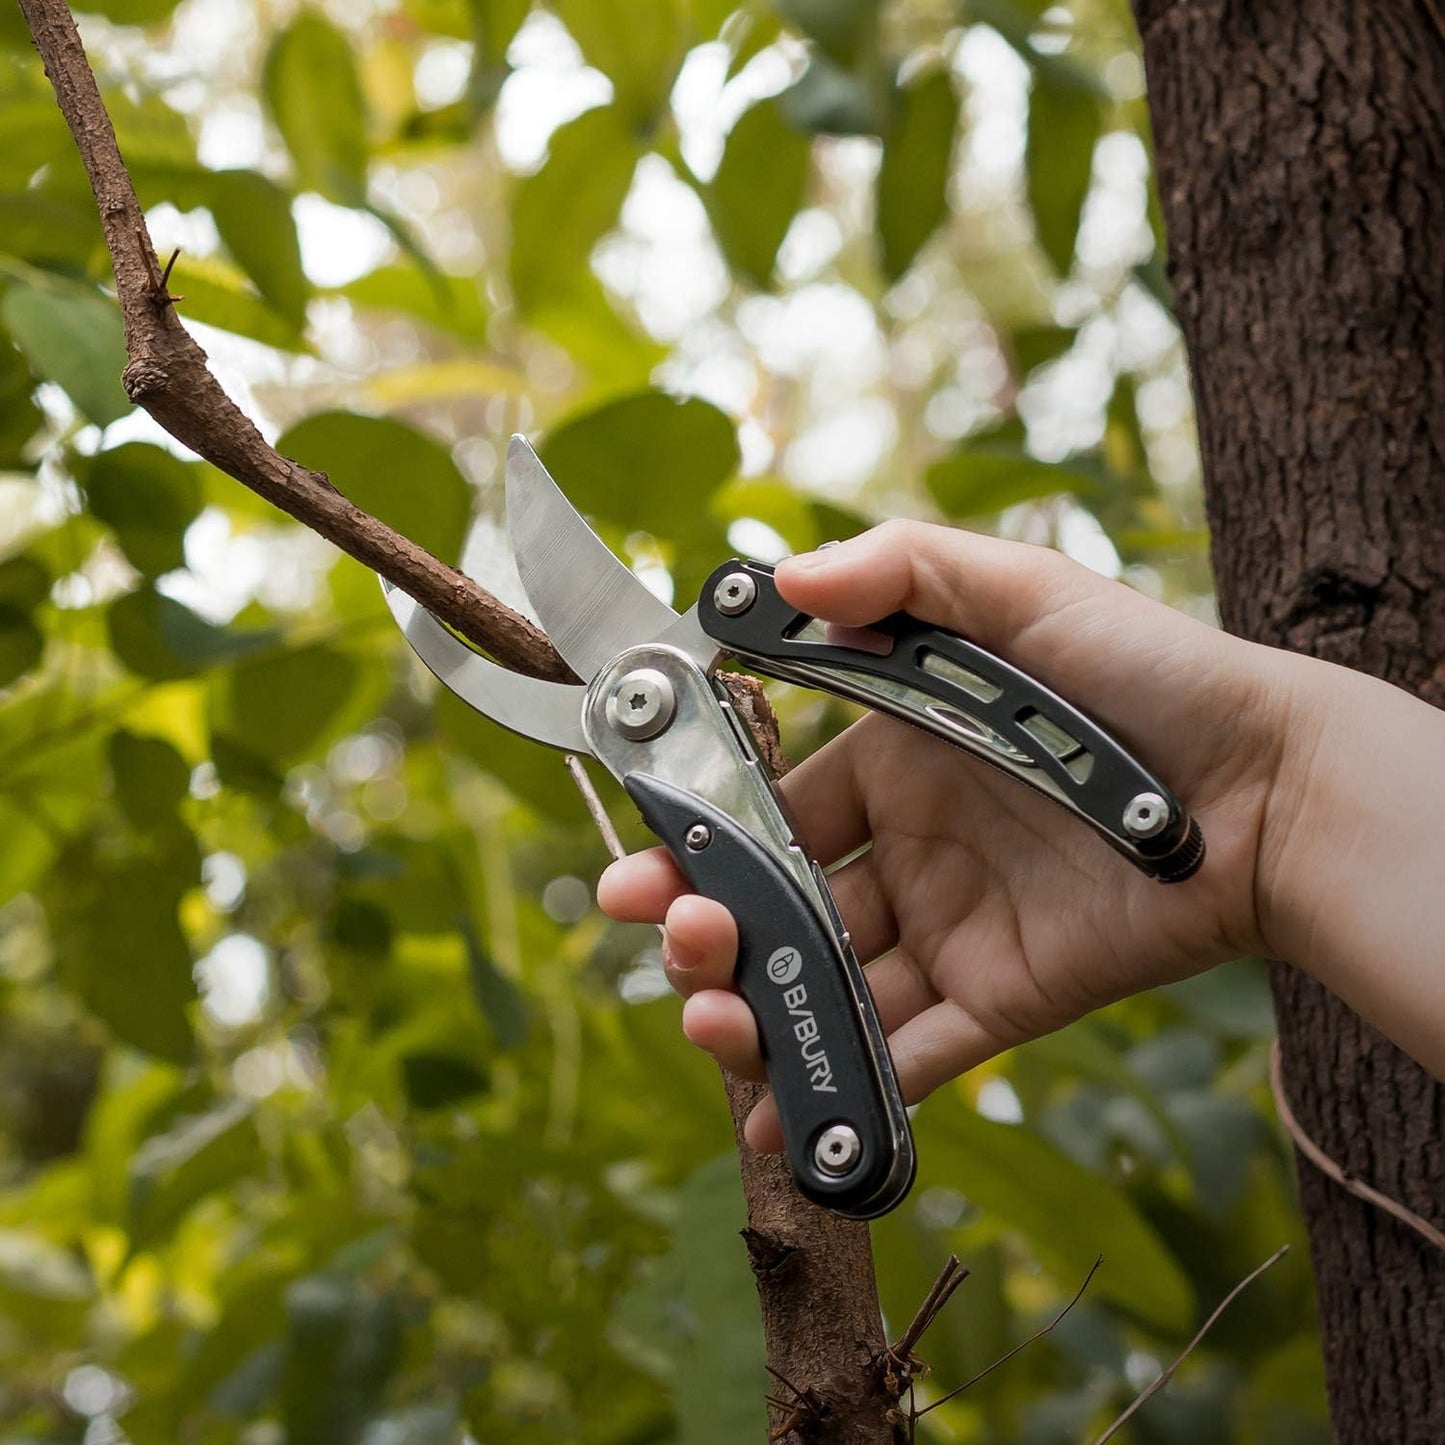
left=1270, top=1039, right=1445, bottom=1254
left=890, top=1254, right=970, bottom=1361
left=1092, top=1245, right=1290, bottom=1444
left=565, top=755, right=626, bottom=862
left=917, top=1254, right=1102, bottom=1417
left=16, top=0, right=570, bottom=683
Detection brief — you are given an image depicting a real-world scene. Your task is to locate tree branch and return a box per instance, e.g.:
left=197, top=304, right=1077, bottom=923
left=23, top=3, right=902, bottom=1437
left=16, top=0, right=568, bottom=683
left=1092, top=1245, right=1289, bottom=1443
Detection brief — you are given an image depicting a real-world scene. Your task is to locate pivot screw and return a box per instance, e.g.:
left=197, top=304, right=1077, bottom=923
left=606, top=668, right=675, bottom=741
left=1122, top=791, right=1169, bottom=840
left=814, top=1123, right=861, bottom=1177
left=685, top=823, right=712, bottom=851
left=714, top=571, right=757, bottom=616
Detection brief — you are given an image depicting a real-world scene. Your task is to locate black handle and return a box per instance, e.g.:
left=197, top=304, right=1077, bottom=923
left=624, top=774, right=915, bottom=1219
left=700, top=561, right=1204, bottom=882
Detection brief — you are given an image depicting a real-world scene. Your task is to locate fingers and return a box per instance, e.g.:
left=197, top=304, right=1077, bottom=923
left=681, top=991, right=767, bottom=1082
left=774, top=520, right=1208, bottom=713
left=596, top=789, right=893, bottom=959
left=775, top=520, right=1112, bottom=642
left=660, top=894, right=736, bottom=997
left=596, top=846, right=689, bottom=922
left=745, top=997, right=1011, bottom=1155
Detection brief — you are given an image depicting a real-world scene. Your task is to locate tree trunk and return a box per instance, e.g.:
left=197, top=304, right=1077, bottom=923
left=1134, top=4, right=1445, bottom=1440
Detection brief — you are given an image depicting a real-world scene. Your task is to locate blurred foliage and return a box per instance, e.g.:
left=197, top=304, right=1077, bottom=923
left=0, top=0, right=1325, bottom=1441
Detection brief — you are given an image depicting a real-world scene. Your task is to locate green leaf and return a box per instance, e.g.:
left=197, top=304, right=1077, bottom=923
left=877, top=67, right=958, bottom=279
left=263, top=12, right=370, bottom=205
left=711, top=476, right=819, bottom=553
left=0, top=192, right=103, bottom=269
left=211, top=645, right=363, bottom=762
left=108, top=729, right=190, bottom=830
left=776, top=0, right=877, bottom=65
left=108, top=588, right=273, bottom=681
left=0, top=606, right=41, bottom=687
left=1162, top=958, right=1276, bottom=1041
left=400, top=1051, right=489, bottom=1109
left=76, top=0, right=184, bottom=24
left=166, top=253, right=309, bottom=352
left=2, top=273, right=131, bottom=428
left=509, top=105, right=642, bottom=321
left=916, top=1102, right=1194, bottom=1330
left=436, top=688, right=592, bottom=825
left=0, top=555, right=50, bottom=611
left=780, top=55, right=888, bottom=137
left=926, top=445, right=1100, bottom=516
left=466, top=0, right=532, bottom=111
left=0, top=99, right=72, bottom=192
left=0, top=329, right=42, bottom=468
left=1011, top=322, right=1076, bottom=378
left=688, top=0, right=742, bottom=42
left=204, top=171, right=309, bottom=328
left=56, top=857, right=198, bottom=1064
left=463, top=925, right=529, bottom=1051
left=707, top=99, right=810, bottom=288
left=1026, top=66, right=1104, bottom=277
left=553, top=0, right=685, bottom=126
left=85, top=442, right=203, bottom=576
left=334, top=264, right=489, bottom=344
left=610, top=1154, right=766, bottom=1440
left=129, top=1102, right=262, bottom=1248
left=277, top=412, right=471, bottom=562
left=540, top=390, right=739, bottom=536
left=281, top=1275, right=402, bottom=1445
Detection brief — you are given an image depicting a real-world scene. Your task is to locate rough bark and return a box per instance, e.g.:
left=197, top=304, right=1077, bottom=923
left=19, top=2, right=903, bottom=1437
left=1135, top=3, right=1445, bottom=1440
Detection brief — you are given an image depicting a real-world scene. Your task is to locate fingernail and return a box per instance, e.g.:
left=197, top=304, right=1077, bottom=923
left=663, top=930, right=701, bottom=972
left=779, top=550, right=827, bottom=574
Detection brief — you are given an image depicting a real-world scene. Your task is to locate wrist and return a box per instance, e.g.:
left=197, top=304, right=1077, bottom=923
left=1250, top=649, right=1361, bottom=979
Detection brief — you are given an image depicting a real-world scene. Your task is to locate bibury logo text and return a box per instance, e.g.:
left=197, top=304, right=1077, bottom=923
left=767, top=946, right=836, bottom=1094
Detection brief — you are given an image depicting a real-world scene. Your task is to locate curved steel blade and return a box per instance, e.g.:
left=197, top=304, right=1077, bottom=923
left=383, top=581, right=589, bottom=753
left=506, top=434, right=679, bottom=679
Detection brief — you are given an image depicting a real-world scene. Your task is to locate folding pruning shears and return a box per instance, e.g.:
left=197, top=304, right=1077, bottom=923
left=382, top=437, right=1205, bottom=1220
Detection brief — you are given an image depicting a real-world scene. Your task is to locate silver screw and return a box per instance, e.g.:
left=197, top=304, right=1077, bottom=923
left=813, top=1123, right=861, bottom=1177
left=606, top=668, right=676, bottom=741
left=1122, top=791, right=1169, bottom=840
left=714, top=571, right=757, bottom=616
left=685, top=823, right=711, bottom=851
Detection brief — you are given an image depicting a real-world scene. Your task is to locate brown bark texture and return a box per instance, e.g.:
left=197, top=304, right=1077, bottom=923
left=19, top=2, right=905, bottom=1438
left=1135, top=3, right=1445, bottom=1440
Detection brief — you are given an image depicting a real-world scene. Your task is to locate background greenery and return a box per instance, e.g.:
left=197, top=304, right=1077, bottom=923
left=0, top=0, right=1328, bottom=1440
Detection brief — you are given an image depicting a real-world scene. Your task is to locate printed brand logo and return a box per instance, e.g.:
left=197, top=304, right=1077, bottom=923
left=783, top=983, right=836, bottom=1093
left=767, top=946, right=803, bottom=986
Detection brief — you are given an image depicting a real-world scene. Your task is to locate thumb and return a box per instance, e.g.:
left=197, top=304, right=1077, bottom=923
left=773, top=520, right=1216, bottom=722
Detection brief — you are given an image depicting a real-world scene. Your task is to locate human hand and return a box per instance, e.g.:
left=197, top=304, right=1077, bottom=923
left=598, top=521, right=1324, bottom=1149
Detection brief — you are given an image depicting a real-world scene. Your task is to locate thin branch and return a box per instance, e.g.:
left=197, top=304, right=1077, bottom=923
left=1270, top=1039, right=1445, bottom=1254
left=17, top=0, right=570, bottom=683
left=565, top=755, right=627, bottom=863
left=890, top=1253, right=970, bottom=1361
left=917, top=1254, right=1102, bottom=1417
left=1092, top=1245, right=1290, bottom=1444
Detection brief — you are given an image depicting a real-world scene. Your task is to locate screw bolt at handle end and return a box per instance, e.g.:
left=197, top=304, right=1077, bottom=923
left=814, top=1123, right=862, bottom=1176
left=1122, top=791, right=1169, bottom=840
